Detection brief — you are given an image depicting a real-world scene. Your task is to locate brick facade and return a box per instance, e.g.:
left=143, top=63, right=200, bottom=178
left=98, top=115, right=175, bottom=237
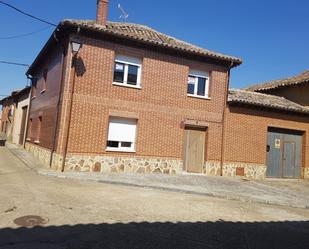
left=224, top=105, right=309, bottom=178
left=26, top=35, right=230, bottom=172
left=0, top=103, right=13, bottom=138
left=26, top=46, right=66, bottom=150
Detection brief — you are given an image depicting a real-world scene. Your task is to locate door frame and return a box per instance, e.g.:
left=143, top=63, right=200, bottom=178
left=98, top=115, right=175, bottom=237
left=19, top=105, right=28, bottom=145
left=183, top=125, right=208, bottom=173
left=266, top=126, right=304, bottom=179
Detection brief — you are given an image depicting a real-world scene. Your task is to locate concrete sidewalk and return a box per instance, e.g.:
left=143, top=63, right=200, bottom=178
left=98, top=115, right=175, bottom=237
left=7, top=143, right=309, bottom=209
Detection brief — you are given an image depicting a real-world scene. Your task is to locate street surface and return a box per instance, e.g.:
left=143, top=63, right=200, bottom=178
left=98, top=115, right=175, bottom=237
left=0, top=147, right=309, bottom=248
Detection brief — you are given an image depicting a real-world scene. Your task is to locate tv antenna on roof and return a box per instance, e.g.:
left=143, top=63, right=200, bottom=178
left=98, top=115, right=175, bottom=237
left=118, top=4, right=129, bottom=22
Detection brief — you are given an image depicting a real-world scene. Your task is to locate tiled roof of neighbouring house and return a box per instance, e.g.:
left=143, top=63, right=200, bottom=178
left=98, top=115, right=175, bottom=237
left=245, top=70, right=309, bottom=92
left=61, top=19, right=242, bottom=65
left=228, top=89, right=309, bottom=114
left=0, top=86, right=30, bottom=105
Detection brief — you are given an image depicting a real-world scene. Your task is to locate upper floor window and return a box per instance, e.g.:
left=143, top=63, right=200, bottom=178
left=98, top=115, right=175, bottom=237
left=187, top=69, right=210, bottom=99
left=8, top=106, right=14, bottom=117
left=113, top=54, right=142, bottom=88
left=41, top=68, right=48, bottom=93
left=31, top=81, right=37, bottom=99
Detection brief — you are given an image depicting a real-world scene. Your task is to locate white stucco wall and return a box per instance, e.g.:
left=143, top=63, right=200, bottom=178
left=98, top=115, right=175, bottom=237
left=12, top=96, right=30, bottom=145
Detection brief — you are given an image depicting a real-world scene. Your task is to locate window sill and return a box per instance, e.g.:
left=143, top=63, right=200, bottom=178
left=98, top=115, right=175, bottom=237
left=26, top=138, right=31, bottom=141
left=106, top=148, right=136, bottom=153
left=31, top=96, right=36, bottom=100
left=40, top=89, right=46, bottom=94
left=112, top=82, right=141, bottom=90
left=187, top=94, right=211, bottom=100
left=34, top=140, right=40, bottom=144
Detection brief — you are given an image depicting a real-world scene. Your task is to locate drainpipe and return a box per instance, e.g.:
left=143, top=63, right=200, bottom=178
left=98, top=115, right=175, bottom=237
left=220, top=61, right=234, bottom=176
left=61, top=34, right=82, bottom=172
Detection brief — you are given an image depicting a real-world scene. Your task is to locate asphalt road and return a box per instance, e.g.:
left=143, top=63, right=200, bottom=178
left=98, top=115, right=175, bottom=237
left=0, top=147, right=309, bottom=249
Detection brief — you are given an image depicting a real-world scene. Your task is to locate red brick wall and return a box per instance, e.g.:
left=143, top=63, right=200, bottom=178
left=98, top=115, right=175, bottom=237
left=224, top=105, right=309, bottom=169
left=63, top=36, right=229, bottom=160
left=0, top=100, right=15, bottom=137
left=1, top=104, right=10, bottom=133
left=27, top=46, right=65, bottom=149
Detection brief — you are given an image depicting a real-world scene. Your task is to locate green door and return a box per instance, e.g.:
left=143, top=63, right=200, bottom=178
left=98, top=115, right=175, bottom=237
left=266, top=128, right=302, bottom=179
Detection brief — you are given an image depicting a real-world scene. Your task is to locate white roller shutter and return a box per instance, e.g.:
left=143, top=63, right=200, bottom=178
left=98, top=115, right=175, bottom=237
left=108, top=117, right=137, bottom=142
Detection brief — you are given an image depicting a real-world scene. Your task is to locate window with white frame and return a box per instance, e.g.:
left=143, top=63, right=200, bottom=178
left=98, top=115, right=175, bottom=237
left=113, top=54, right=142, bottom=87
left=106, top=117, right=137, bottom=152
left=187, top=69, right=209, bottom=98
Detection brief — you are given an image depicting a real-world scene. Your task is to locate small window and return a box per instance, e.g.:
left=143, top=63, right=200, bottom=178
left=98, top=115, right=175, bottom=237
left=41, top=68, right=48, bottom=92
left=113, top=54, right=142, bottom=87
left=106, top=117, right=137, bottom=152
left=8, top=107, right=13, bottom=117
left=36, top=116, right=42, bottom=143
left=31, top=81, right=37, bottom=98
left=187, top=69, right=209, bottom=98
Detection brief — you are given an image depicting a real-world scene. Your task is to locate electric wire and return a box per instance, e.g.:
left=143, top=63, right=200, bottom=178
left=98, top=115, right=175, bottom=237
left=0, top=26, right=51, bottom=40
left=0, top=1, right=57, bottom=26
left=0, top=60, right=29, bottom=67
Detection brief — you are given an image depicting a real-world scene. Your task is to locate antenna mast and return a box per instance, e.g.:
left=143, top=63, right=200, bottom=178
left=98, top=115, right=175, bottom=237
left=118, top=4, right=129, bottom=22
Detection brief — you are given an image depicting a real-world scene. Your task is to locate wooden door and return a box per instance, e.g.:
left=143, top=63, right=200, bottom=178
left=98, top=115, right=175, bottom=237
left=184, top=127, right=206, bottom=173
left=19, top=106, right=28, bottom=145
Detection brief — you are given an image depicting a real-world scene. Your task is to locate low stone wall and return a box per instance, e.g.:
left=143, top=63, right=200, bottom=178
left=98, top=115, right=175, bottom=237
left=25, top=142, right=62, bottom=170
left=65, top=154, right=183, bottom=175
left=25, top=142, right=51, bottom=165
left=223, top=162, right=267, bottom=179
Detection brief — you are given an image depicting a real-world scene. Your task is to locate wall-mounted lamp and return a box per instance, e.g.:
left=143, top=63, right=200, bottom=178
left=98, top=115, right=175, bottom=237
left=71, top=40, right=82, bottom=55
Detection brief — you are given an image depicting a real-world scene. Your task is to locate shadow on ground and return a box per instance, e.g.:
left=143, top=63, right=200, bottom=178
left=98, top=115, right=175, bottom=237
left=1, top=220, right=309, bottom=249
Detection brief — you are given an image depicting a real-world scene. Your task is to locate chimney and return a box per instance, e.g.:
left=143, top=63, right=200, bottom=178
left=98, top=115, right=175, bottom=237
left=96, top=0, right=108, bottom=26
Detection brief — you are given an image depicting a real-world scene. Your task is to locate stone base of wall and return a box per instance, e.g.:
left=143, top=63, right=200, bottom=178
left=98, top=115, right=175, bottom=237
left=23, top=143, right=269, bottom=179
left=222, top=162, right=267, bottom=179
left=65, top=154, right=183, bottom=175
left=303, top=167, right=309, bottom=179
left=25, top=142, right=62, bottom=170
left=204, top=161, right=221, bottom=176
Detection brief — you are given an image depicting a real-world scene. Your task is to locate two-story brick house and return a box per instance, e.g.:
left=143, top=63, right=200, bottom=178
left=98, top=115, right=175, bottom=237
left=25, top=0, right=309, bottom=179
left=25, top=0, right=242, bottom=173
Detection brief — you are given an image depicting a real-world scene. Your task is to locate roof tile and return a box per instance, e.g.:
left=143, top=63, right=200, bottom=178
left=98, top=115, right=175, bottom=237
left=245, top=70, right=309, bottom=92
left=228, top=89, right=309, bottom=114
left=61, top=19, right=242, bottom=64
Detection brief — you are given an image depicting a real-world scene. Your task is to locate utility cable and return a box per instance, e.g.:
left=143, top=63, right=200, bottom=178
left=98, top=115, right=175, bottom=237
left=0, top=60, right=29, bottom=67
left=0, top=26, right=51, bottom=40
left=0, top=1, right=57, bottom=26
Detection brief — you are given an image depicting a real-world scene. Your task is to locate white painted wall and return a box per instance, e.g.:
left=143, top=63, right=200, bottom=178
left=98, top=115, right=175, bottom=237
left=12, top=96, right=30, bottom=145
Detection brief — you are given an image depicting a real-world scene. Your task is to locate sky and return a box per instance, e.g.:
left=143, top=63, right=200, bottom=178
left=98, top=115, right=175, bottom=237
left=0, top=0, right=308, bottom=96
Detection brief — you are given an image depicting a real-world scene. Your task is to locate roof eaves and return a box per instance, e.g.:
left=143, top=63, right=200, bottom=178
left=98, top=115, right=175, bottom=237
left=228, top=90, right=309, bottom=115
left=245, top=70, right=309, bottom=92
left=61, top=20, right=242, bottom=66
